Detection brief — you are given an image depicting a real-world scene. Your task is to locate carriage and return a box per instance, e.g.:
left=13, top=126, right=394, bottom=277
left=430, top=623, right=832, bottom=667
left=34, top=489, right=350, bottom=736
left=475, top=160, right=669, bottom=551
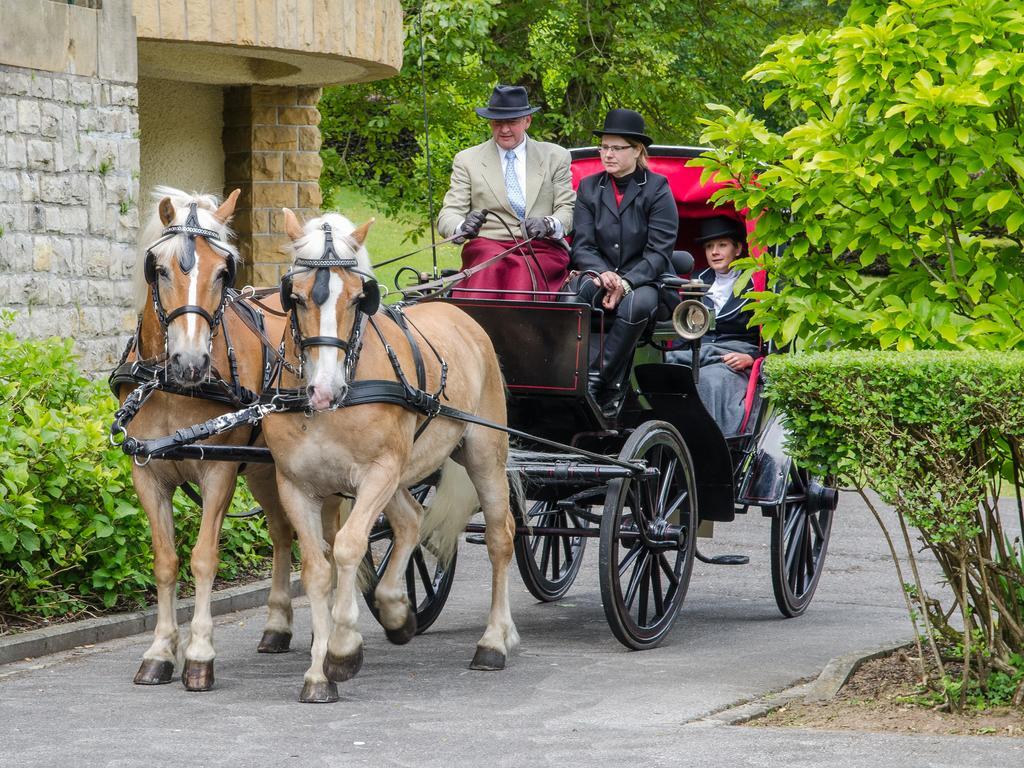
left=115, top=146, right=838, bottom=661
left=360, top=145, right=839, bottom=649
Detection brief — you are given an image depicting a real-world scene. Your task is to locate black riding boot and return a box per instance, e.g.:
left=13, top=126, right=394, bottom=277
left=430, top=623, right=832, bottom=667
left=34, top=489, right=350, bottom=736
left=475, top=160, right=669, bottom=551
left=594, top=315, right=649, bottom=411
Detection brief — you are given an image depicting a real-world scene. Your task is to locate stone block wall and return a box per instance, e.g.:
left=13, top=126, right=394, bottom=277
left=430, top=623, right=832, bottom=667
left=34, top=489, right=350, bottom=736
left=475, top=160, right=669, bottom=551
left=0, top=64, right=140, bottom=372
left=223, top=85, right=323, bottom=288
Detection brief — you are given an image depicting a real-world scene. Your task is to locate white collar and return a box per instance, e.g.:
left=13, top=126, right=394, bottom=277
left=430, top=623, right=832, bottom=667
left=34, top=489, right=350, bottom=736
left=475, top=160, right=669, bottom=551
left=712, top=268, right=740, bottom=283
left=501, top=138, right=527, bottom=162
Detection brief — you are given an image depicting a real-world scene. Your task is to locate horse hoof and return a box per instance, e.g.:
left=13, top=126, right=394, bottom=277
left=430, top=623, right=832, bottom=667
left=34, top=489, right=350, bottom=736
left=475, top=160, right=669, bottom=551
left=470, top=646, right=506, bottom=671
left=299, top=680, right=339, bottom=704
left=181, top=659, right=215, bottom=691
left=257, top=630, right=292, bottom=654
left=384, top=612, right=417, bottom=646
left=133, top=659, right=174, bottom=685
left=323, top=647, right=363, bottom=682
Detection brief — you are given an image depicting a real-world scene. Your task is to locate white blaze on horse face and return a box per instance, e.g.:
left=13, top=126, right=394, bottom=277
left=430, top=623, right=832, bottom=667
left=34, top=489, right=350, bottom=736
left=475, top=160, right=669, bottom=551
left=308, top=272, right=347, bottom=410
left=186, top=250, right=200, bottom=341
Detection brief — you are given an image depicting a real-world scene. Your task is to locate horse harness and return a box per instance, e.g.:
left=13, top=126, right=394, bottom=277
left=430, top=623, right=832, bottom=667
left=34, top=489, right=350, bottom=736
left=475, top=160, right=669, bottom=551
left=143, top=202, right=238, bottom=336
left=271, top=222, right=450, bottom=441
left=109, top=207, right=277, bottom=452
left=113, top=216, right=647, bottom=474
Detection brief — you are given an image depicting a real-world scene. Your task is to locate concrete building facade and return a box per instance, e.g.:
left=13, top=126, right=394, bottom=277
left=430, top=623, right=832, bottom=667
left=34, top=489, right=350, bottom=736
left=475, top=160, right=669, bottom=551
left=0, top=0, right=402, bottom=371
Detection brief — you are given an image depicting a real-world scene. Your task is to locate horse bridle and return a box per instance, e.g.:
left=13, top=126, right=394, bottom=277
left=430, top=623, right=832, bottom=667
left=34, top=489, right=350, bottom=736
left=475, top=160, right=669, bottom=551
left=144, top=202, right=237, bottom=337
left=279, top=222, right=381, bottom=381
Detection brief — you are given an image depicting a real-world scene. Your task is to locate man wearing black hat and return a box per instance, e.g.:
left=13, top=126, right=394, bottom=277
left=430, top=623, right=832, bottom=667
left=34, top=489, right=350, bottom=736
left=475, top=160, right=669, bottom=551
left=666, top=214, right=763, bottom=435
left=438, top=84, right=575, bottom=300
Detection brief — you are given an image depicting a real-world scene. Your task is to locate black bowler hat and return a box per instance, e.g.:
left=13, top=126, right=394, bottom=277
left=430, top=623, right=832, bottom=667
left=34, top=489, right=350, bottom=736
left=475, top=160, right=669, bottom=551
left=593, top=108, right=653, bottom=146
left=694, top=215, right=746, bottom=243
left=475, top=85, right=541, bottom=120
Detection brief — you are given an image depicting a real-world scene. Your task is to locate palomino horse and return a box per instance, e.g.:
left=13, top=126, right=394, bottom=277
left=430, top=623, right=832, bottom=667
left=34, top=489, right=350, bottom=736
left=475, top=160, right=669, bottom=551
left=260, top=209, right=517, bottom=703
left=120, top=188, right=317, bottom=690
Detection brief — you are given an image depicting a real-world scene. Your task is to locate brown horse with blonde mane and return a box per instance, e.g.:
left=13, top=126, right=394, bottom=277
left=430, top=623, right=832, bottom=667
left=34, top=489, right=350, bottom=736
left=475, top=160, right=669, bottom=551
left=260, top=208, right=518, bottom=703
left=118, top=188, right=339, bottom=691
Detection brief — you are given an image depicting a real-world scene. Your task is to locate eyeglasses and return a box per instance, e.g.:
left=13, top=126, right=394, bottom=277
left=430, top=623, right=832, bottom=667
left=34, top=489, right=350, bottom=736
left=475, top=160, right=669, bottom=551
left=599, top=144, right=634, bottom=154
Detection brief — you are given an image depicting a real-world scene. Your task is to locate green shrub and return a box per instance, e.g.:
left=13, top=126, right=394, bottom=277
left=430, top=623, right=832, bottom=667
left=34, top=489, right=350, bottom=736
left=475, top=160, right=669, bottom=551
left=766, top=350, right=1024, bottom=708
left=0, top=313, right=274, bottom=625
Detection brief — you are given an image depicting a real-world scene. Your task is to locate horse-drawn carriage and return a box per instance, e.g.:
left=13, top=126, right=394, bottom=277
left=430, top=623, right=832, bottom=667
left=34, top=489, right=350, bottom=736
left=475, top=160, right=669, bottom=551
left=111, top=146, right=837, bottom=700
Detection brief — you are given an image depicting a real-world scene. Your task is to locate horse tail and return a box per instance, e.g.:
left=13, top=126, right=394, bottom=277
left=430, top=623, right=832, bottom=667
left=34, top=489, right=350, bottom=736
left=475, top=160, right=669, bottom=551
left=419, top=458, right=480, bottom=567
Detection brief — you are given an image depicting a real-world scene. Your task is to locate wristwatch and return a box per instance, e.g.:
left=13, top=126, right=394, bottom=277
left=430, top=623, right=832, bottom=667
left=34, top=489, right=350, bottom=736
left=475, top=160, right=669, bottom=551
left=621, top=279, right=632, bottom=295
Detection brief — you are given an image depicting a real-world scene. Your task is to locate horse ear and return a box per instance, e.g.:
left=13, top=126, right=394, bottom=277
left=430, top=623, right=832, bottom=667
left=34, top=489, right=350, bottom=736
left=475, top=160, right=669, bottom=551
left=214, top=189, right=241, bottom=223
left=350, top=218, right=375, bottom=245
left=158, top=197, right=175, bottom=226
left=283, top=208, right=305, bottom=241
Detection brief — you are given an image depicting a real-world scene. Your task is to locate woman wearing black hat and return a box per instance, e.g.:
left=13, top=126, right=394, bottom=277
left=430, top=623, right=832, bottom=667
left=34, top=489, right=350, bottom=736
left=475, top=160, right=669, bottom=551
left=666, top=214, right=763, bottom=435
left=567, top=108, right=679, bottom=414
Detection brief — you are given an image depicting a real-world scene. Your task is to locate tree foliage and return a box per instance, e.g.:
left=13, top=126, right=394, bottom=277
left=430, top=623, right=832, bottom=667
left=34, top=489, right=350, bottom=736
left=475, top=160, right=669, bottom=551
left=696, top=0, right=1024, bottom=351
left=320, top=0, right=843, bottom=228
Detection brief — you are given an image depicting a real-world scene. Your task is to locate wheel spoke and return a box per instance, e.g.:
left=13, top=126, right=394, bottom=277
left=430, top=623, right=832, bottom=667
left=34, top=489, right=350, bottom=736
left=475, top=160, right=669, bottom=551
left=786, top=506, right=806, bottom=592
left=413, top=549, right=436, bottom=600
left=561, top=533, right=574, bottom=568
left=623, top=551, right=648, bottom=609
left=539, top=532, right=552, bottom=577
left=656, top=456, right=678, bottom=514
left=663, top=489, right=688, bottom=522
left=809, top=511, right=827, bottom=541
left=618, top=540, right=644, bottom=578
left=783, top=501, right=803, bottom=542
left=637, top=557, right=652, bottom=625
left=550, top=530, right=562, bottom=579
left=650, top=557, right=665, bottom=619
left=657, top=552, right=680, bottom=588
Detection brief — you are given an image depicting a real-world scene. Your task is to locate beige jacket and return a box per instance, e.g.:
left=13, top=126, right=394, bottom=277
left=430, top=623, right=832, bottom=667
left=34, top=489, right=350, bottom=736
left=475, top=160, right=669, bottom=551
left=437, top=137, right=575, bottom=241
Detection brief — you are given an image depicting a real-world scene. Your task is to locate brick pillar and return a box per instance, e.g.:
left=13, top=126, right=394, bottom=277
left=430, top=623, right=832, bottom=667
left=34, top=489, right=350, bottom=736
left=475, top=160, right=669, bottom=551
left=223, top=85, right=323, bottom=287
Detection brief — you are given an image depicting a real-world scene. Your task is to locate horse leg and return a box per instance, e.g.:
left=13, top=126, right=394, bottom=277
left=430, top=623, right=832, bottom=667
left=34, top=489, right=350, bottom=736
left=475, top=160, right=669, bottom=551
left=133, top=471, right=179, bottom=685
left=373, top=488, right=421, bottom=645
left=275, top=472, right=338, bottom=703
left=181, top=463, right=236, bottom=691
left=461, top=427, right=518, bottom=670
left=246, top=469, right=295, bottom=654
left=324, top=467, right=401, bottom=683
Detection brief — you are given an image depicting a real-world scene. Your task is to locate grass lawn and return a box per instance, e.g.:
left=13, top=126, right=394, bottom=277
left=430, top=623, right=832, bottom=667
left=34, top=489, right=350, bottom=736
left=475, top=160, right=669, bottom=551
left=322, top=186, right=462, bottom=300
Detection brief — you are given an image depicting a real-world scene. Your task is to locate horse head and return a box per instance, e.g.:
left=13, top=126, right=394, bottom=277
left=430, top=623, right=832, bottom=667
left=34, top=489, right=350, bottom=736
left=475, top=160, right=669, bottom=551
left=140, top=187, right=241, bottom=385
left=280, top=208, right=377, bottom=411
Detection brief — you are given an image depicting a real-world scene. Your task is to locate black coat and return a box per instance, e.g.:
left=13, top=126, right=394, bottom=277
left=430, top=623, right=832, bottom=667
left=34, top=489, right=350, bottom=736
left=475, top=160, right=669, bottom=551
left=697, top=267, right=761, bottom=350
left=570, top=169, right=679, bottom=288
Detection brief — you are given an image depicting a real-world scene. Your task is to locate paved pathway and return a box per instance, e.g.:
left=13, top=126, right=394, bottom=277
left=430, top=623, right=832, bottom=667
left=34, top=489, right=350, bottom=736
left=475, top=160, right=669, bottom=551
left=2, top=492, right=1022, bottom=766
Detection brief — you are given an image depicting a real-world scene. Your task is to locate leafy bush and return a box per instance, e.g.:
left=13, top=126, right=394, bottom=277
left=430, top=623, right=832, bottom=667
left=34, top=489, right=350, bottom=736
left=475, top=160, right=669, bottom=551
left=695, top=0, right=1024, bottom=351
left=766, top=350, right=1024, bottom=708
left=0, top=313, right=273, bottom=626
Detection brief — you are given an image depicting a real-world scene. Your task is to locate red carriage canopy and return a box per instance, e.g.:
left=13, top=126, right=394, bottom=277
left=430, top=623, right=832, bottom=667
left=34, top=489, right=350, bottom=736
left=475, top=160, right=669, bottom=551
left=569, top=153, right=763, bottom=284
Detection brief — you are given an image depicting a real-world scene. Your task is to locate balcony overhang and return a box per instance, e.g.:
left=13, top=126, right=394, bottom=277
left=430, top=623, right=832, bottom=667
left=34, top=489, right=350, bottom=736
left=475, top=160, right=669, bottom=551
left=133, top=0, right=403, bottom=86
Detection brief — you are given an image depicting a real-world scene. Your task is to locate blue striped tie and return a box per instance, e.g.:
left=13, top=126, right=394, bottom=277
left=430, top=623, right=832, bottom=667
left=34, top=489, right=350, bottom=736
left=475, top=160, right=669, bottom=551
left=505, top=151, right=526, bottom=220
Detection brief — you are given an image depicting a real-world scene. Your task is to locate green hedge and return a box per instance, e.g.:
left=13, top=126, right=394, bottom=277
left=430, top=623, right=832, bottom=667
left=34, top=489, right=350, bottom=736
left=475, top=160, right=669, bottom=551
left=0, top=314, right=273, bottom=625
left=765, top=350, right=1024, bottom=708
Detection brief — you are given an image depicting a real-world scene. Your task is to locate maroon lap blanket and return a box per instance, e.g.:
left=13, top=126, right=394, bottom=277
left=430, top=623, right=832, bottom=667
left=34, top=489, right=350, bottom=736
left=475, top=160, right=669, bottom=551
left=451, top=237, right=569, bottom=301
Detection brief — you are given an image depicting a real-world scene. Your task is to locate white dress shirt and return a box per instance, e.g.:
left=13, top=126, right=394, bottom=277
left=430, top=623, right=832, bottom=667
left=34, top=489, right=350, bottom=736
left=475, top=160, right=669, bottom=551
left=456, top=136, right=564, bottom=238
left=707, top=269, right=741, bottom=313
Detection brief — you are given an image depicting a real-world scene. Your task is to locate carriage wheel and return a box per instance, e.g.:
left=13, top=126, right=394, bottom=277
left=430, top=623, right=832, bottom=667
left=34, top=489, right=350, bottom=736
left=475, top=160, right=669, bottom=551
left=362, top=486, right=456, bottom=634
left=513, top=489, right=600, bottom=602
left=598, top=421, right=697, bottom=650
left=768, top=465, right=836, bottom=618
